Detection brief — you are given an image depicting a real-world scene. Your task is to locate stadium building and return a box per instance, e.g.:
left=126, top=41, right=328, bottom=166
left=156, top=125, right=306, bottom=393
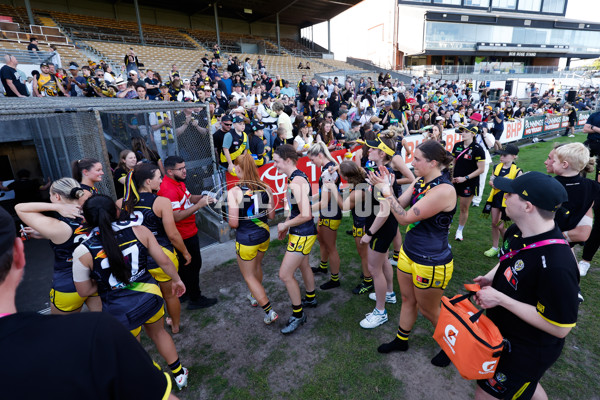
left=306, top=0, right=600, bottom=71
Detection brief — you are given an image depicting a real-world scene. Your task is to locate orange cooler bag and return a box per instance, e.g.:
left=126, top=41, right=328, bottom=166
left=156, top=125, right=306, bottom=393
left=433, top=287, right=506, bottom=380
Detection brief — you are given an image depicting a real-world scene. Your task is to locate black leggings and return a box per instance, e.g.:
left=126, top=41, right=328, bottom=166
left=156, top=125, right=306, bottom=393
left=177, top=236, right=203, bottom=301
left=582, top=200, right=600, bottom=262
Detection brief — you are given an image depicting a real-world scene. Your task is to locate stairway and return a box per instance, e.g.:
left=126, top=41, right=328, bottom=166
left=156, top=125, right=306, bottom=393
left=179, top=31, right=208, bottom=52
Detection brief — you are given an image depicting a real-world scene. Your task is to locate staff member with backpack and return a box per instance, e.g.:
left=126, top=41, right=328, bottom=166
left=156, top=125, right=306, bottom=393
left=473, top=172, right=579, bottom=400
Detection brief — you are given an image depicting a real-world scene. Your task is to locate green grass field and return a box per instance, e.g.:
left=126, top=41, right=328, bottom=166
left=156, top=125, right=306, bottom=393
left=145, top=133, right=600, bottom=400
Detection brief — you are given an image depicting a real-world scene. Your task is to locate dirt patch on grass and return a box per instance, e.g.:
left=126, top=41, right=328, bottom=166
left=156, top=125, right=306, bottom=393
left=145, top=239, right=477, bottom=399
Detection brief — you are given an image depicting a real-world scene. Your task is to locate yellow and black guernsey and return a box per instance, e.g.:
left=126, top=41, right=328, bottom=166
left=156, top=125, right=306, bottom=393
left=318, top=161, right=342, bottom=221
left=365, top=165, right=398, bottom=253
left=37, top=73, right=58, bottom=96
left=288, top=170, right=317, bottom=236
left=220, top=131, right=248, bottom=168
left=49, top=216, right=92, bottom=294
left=130, top=192, right=178, bottom=280
left=83, top=219, right=163, bottom=331
left=236, top=185, right=271, bottom=245
left=404, top=175, right=456, bottom=266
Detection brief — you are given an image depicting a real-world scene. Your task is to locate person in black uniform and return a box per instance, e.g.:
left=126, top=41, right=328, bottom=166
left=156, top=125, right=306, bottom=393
left=0, top=206, right=180, bottom=400
left=227, top=153, right=277, bottom=324
left=583, top=110, right=600, bottom=180
left=117, top=163, right=192, bottom=334
left=473, top=172, right=578, bottom=400
left=550, top=143, right=600, bottom=279
left=248, top=121, right=268, bottom=166
left=72, top=195, right=189, bottom=390
left=337, top=161, right=372, bottom=295
left=71, top=158, right=104, bottom=195
left=482, top=144, right=523, bottom=258
left=369, top=141, right=457, bottom=365
left=15, top=177, right=101, bottom=314
left=113, top=150, right=138, bottom=198
left=357, top=131, right=399, bottom=329
left=273, top=145, right=318, bottom=334
left=451, top=124, right=486, bottom=241
left=307, top=142, right=343, bottom=290
left=221, top=115, right=250, bottom=173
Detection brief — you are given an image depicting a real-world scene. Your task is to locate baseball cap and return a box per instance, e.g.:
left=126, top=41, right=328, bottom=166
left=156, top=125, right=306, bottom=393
left=384, top=100, right=392, bottom=107
left=458, top=124, right=479, bottom=135
left=318, top=99, right=327, bottom=105
left=493, top=171, right=567, bottom=212
left=40, top=61, right=49, bottom=67
left=470, top=112, right=482, bottom=122
left=252, top=121, right=265, bottom=131
left=0, top=206, right=15, bottom=256
left=159, top=83, right=168, bottom=88
left=233, top=83, right=242, bottom=87
left=360, top=136, right=395, bottom=157
left=68, top=62, right=79, bottom=70
left=232, top=115, right=245, bottom=124
left=497, top=144, right=519, bottom=156
left=221, top=114, right=233, bottom=123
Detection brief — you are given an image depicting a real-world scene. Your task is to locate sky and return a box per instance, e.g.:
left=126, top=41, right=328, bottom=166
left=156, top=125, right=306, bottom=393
left=565, top=0, right=600, bottom=21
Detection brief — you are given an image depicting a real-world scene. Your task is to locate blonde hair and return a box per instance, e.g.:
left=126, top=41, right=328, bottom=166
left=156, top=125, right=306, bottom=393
left=50, top=177, right=86, bottom=200
left=307, top=142, right=336, bottom=165
left=555, top=142, right=595, bottom=173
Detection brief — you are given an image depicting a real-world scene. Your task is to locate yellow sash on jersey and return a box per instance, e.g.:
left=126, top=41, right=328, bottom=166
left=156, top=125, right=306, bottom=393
left=487, top=163, right=520, bottom=207
left=155, top=112, right=174, bottom=147
left=220, top=132, right=248, bottom=163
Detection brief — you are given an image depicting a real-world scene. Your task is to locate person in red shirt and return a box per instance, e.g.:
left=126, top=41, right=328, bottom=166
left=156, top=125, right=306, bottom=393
left=158, top=156, right=217, bottom=310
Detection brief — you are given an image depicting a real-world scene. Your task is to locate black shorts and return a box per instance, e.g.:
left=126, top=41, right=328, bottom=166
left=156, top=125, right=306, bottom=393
left=369, top=231, right=396, bottom=253
left=454, top=181, right=479, bottom=198
left=477, top=341, right=562, bottom=400
left=493, top=129, right=503, bottom=141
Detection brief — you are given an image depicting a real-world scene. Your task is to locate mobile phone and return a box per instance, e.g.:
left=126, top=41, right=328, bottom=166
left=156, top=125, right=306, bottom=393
left=20, top=224, right=28, bottom=241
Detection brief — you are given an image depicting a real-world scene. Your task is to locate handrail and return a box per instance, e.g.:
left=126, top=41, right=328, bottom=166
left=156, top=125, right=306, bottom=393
left=0, top=48, right=53, bottom=64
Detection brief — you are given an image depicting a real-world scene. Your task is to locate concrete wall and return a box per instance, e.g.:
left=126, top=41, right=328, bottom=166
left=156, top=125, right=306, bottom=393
left=3, top=0, right=298, bottom=38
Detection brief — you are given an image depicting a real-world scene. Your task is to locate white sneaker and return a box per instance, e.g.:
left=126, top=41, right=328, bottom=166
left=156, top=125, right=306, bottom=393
left=264, top=309, right=279, bottom=325
left=369, top=291, right=397, bottom=304
left=568, top=134, right=575, bottom=138
left=455, top=230, right=463, bottom=241
left=174, top=367, right=188, bottom=390
left=247, top=293, right=258, bottom=307
left=360, top=308, right=388, bottom=329
left=578, top=260, right=591, bottom=277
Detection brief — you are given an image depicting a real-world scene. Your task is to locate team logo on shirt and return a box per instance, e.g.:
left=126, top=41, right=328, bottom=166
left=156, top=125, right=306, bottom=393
left=503, top=266, right=518, bottom=289
left=514, top=259, right=524, bottom=272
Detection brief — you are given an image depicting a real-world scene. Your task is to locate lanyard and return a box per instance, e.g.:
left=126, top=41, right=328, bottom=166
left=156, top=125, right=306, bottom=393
left=0, top=313, right=12, bottom=319
left=499, top=238, right=569, bottom=262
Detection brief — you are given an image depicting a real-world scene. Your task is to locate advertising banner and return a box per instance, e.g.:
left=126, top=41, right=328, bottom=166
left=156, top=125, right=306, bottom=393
left=225, top=147, right=353, bottom=211
left=577, top=110, right=591, bottom=127
left=523, top=115, right=545, bottom=138
left=543, top=113, right=563, bottom=133
left=499, top=119, right=524, bottom=144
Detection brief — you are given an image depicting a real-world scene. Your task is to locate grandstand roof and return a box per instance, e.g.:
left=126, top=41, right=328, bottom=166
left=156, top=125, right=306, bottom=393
left=130, top=0, right=362, bottom=27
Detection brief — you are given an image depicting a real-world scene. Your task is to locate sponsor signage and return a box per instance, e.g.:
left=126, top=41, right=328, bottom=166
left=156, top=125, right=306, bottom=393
left=543, top=113, right=563, bottom=132
left=523, top=115, right=545, bottom=137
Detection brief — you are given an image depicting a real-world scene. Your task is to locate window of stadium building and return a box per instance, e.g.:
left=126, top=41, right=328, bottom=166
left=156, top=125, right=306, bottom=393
left=542, top=0, right=566, bottom=13
left=464, top=0, right=490, bottom=6
left=425, top=22, right=600, bottom=52
left=433, top=0, right=461, bottom=5
left=517, top=0, right=541, bottom=12
left=492, top=0, right=516, bottom=10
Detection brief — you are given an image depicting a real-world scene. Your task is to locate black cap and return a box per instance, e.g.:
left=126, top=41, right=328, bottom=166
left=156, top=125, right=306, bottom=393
left=233, top=83, right=242, bottom=87
left=494, top=171, right=568, bottom=212
left=0, top=206, right=15, bottom=256
left=232, top=115, right=245, bottom=124
left=497, top=144, right=519, bottom=156
left=214, top=107, right=225, bottom=116
left=458, top=124, right=480, bottom=135
left=252, top=121, right=265, bottom=131
left=40, top=61, right=49, bottom=67
left=159, top=83, right=168, bottom=88
left=221, top=114, right=233, bottom=122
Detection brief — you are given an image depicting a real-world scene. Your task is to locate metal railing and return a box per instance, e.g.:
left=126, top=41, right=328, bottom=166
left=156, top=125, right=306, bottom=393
left=0, top=48, right=53, bottom=64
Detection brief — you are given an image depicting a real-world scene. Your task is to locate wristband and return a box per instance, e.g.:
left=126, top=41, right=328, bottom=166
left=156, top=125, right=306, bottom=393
left=465, top=175, right=469, bottom=180
left=366, top=229, right=374, bottom=236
